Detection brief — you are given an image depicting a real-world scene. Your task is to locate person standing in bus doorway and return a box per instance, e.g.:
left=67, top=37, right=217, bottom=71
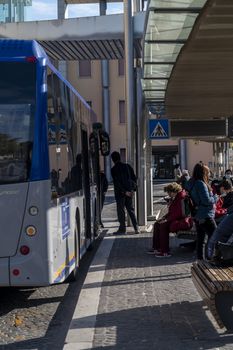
left=100, top=170, right=108, bottom=228
left=111, top=151, right=140, bottom=234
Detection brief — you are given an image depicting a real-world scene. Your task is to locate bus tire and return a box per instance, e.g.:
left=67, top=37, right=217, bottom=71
left=66, top=214, right=80, bottom=282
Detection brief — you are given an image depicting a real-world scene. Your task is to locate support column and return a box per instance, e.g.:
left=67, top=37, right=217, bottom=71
left=57, top=0, right=67, bottom=20
left=179, top=139, right=187, bottom=170
left=146, top=138, right=153, bottom=217
left=136, top=67, right=147, bottom=225
left=57, top=0, right=67, bottom=79
left=225, top=142, right=229, bottom=171
left=100, top=0, right=111, bottom=181
left=124, top=0, right=135, bottom=168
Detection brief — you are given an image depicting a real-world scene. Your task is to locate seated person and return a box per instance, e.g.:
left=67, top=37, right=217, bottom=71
left=147, top=182, right=193, bottom=258
left=211, top=179, right=221, bottom=195
left=207, top=212, right=233, bottom=260
left=223, top=169, right=233, bottom=184
left=220, top=180, right=233, bottom=213
left=215, top=196, right=227, bottom=223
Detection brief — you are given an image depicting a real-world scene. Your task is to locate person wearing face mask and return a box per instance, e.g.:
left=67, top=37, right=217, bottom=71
left=223, top=169, right=233, bottom=184
left=220, top=180, right=233, bottom=213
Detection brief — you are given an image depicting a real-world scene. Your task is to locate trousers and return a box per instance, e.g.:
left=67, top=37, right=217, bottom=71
left=153, top=221, right=170, bottom=253
left=195, top=217, right=217, bottom=259
left=116, top=195, right=138, bottom=231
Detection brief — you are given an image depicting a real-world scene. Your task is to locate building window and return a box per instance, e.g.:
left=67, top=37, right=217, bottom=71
left=79, top=60, right=91, bottom=77
left=120, top=148, right=126, bottom=163
left=118, top=59, right=124, bottom=76
left=119, top=100, right=125, bottom=124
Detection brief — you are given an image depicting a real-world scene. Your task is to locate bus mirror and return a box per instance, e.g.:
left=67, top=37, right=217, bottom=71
left=99, top=130, right=110, bottom=156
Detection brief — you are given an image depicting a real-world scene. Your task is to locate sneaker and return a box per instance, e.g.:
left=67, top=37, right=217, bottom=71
left=146, top=249, right=160, bottom=255
left=114, top=229, right=126, bottom=235
left=155, top=252, right=171, bottom=258
left=146, top=249, right=155, bottom=254
left=134, top=229, right=141, bottom=234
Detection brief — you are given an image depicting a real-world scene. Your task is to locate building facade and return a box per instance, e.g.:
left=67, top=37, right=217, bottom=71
left=0, top=0, right=31, bottom=23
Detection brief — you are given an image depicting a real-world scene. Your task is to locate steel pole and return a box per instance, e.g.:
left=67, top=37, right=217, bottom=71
left=100, top=0, right=111, bottom=182
left=124, top=0, right=135, bottom=168
left=136, top=67, right=147, bottom=225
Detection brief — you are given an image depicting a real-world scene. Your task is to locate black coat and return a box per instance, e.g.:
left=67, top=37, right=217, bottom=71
left=111, top=162, right=137, bottom=198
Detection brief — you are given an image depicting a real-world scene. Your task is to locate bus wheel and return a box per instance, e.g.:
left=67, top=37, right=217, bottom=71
left=66, top=221, right=80, bottom=282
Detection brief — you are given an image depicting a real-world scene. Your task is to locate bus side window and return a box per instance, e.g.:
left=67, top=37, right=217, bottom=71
left=70, top=153, right=83, bottom=191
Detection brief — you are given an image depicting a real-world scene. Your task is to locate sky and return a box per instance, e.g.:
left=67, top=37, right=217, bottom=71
left=24, top=0, right=123, bottom=21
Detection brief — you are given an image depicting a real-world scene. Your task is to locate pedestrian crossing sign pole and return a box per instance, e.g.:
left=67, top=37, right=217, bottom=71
left=149, top=119, right=170, bottom=139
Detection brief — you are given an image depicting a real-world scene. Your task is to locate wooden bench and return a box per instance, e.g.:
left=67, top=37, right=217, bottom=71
left=191, top=260, right=233, bottom=330
left=176, top=225, right=197, bottom=241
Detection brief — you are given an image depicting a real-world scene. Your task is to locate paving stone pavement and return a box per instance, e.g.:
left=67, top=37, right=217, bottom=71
left=91, top=193, right=233, bottom=350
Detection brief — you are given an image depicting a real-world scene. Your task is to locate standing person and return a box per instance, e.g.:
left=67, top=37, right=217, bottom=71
left=186, top=163, right=218, bottom=259
left=99, top=170, right=108, bottom=228
left=178, top=169, right=190, bottom=189
left=174, top=163, right=182, bottom=182
left=111, top=151, right=140, bottom=234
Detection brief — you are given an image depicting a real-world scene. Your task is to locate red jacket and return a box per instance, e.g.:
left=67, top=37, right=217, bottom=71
left=166, top=190, right=186, bottom=222
left=215, top=197, right=227, bottom=218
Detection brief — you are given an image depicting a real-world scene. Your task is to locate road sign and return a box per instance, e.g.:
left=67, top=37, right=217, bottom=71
left=149, top=119, right=169, bottom=139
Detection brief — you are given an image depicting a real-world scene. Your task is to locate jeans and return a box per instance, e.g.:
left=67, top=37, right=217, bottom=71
left=207, top=213, right=233, bottom=258
left=195, top=217, right=217, bottom=259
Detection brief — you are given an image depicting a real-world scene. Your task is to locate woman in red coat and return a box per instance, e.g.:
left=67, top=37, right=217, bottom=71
left=149, top=182, right=192, bottom=257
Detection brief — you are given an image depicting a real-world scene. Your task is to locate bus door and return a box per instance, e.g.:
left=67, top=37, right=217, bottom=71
left=81, top=128, right=92, bottom=242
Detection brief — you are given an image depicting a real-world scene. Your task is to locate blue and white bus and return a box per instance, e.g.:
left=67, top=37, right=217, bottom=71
left=0, top=40, right=99, bottom=286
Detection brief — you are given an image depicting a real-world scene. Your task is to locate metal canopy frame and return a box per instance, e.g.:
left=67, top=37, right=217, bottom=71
left=142, top=0, right=208, bottom=113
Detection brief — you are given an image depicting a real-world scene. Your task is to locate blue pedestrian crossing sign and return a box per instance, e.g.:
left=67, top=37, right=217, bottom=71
left=149, top=119, right=169, bottom=139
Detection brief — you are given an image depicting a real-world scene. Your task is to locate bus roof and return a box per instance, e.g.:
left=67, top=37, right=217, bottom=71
left=0, top=39, right=96, bottom=115
left=0, top=39, right=47, bottom=59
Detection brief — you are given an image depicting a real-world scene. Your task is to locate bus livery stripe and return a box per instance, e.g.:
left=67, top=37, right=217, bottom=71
left=53, top=254, right=76, bottom=283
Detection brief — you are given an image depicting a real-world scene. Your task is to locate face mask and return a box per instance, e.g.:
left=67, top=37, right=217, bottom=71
left=225, top=174, right=231, bottom=179
left=221, top=192, right=227, bottom=197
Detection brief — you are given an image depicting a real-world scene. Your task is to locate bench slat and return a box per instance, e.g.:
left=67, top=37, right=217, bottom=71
left=202, top=261, right=233, bottom=291
left=191, top=260, right=233, bottom=329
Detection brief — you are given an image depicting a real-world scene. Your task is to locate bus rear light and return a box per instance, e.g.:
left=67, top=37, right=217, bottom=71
left=26, top=56, right=37, bottom=63
left=20, top=246, right=30, bottom=255
left=26, top=226, right=37, bottom=236
left=12, top=269, right=20, bottom=276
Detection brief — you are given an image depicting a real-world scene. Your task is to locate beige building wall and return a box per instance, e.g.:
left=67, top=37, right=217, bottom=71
left=109, top=60, right=126, bottom=154
left=67, top=59, right=127, bottom=158
left=186, top=140, right=213, bottom=173
left=67, top=60, right=102, bottom=123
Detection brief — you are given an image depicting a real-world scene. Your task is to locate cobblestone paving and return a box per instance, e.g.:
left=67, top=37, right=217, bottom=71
left=93, top=187, right=233, bottom=350
left=0, top=238, right=103, bottom=350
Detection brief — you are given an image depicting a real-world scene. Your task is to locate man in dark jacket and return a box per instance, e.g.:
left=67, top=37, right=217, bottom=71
left=219, top=180, right=233, bottom=213
left=111, top=151, right=140, bottom=234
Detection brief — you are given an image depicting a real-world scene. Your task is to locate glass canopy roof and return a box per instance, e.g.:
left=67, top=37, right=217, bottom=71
left=142, top=0, right=208, bottom=111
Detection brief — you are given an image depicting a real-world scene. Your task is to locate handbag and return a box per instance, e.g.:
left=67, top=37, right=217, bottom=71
left=217, top=242, right=233, bottom=261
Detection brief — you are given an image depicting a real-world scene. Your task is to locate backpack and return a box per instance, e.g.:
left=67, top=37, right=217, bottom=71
left=183, top=192, right=196, bottom=217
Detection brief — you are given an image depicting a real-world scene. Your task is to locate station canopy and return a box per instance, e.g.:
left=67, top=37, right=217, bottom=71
left=142, top=0, right=233, bottom=120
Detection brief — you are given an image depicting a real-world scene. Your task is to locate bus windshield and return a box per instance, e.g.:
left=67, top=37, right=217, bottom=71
left=0, top=62, right=36, bottom=184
